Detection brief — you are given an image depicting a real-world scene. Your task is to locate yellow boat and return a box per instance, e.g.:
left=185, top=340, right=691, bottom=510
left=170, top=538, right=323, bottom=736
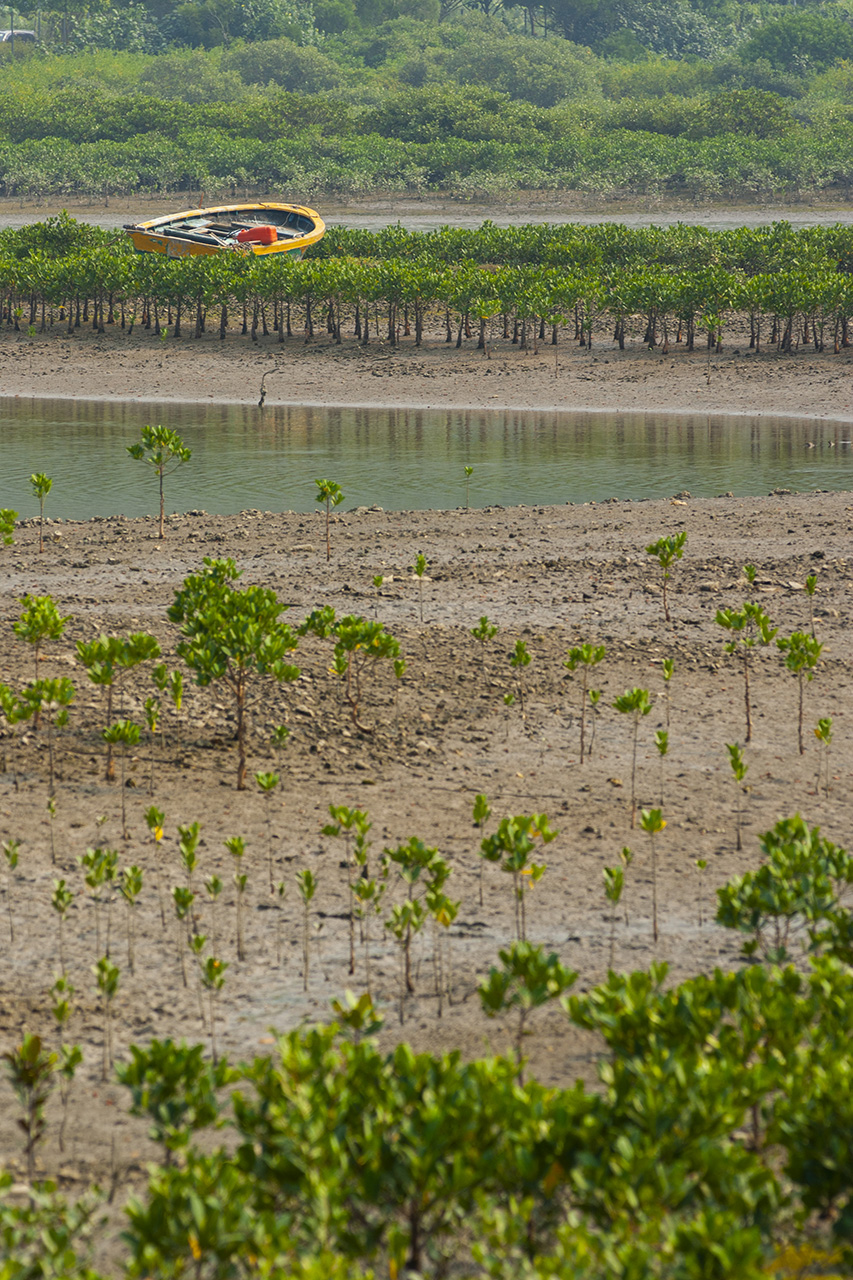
left=124, top=201, right=325, bottom=260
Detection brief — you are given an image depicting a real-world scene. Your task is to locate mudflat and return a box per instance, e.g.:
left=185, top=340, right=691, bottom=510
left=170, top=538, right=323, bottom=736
left=0, top=308, right=852, bottom=1268
left=2, top=315, right=853, bottom=419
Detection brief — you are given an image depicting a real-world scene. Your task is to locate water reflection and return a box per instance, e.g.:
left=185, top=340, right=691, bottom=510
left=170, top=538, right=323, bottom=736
left=0, top=397, right=850, bottom=519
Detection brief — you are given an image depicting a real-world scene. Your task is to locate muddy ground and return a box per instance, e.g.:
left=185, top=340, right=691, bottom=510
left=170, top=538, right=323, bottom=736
left=0, top=488, right=851, bottom=1266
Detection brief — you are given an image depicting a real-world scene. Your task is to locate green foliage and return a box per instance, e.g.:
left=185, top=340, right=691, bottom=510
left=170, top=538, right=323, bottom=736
left=777, top=630, right=823, bottom=755
left=716, top=814, right=853, bottom=962
left=645, top=530, right=687, bottom=623
left=168, top=557, right=299, bottom=789
left=479, top=940, right=576, bottom=1077
left=117, top=1038, right=236, bottom=1163
left=0, top=1171, right=104, bottom=1280
left=13, top=594, right=68, bottom=682
left=315, top=477, right=344, bottom=562
left=612, top=686, right=652, bottom=828
left=127, top=423, right=191, bottom=539
left=2, top=1033, right=57, bottom=1181
left=564, top=641, right=605, bottom=761
left=29, top=472, right=51, bottom=553
left=0, top=508, right=16, bottom=546
left=480, top=812, right=555, bottom=941
left=716, top=601, right=777, bottom=743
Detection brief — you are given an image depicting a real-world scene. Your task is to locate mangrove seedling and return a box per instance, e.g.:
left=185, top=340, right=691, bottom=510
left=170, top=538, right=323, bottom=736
left=384, top=838, right=449, bottom=1003
left=168, top=558, right=300, bottom=789
left=77, top=632, right=161, bottom=779
left=393, top=657, right=406, bottom=721
left=743, top=563, right=757, bottom=585
left=425, top=885, right=459, bottom=1016
left=14, top=594, right=69, bottom=684
left=323, top=804, right=372, bottom=976
left=726, top=743, right=749, bottom=852
left=386, top=899, right=427, bottom=1024
left=30, top=472, right=52, bottom=554
left=119, top=865, right=144, bottom=974
left=315, top=478, right=344, bottom=562
left=645, top=531, right=687, bottom=623
left=473, top=792, right=492, bottom=907
left=127, top=424, right=192, bottom=539
left=655, top=728, right=669, bottom=806
left=25, top=678, right=74, bottom=799
left=372, top=575, right=384, bottom=619
left=0, top=684, right=26, bottom=779
left=79, top=847, right=117, bottom=958
left=332, top=615, right=401, bottom=731
left=145, top=806, right=167, bottom=929
left=640, top=807, right=666, bottom=944
left=102, top=719, right=140, bottom=836
left=51, top=879, right=74, bottom=975
left=172, top=887, right=194, bottom=988
left=296, top=868, right=318, bottom=992
left=510, top=639, right=531, bottom=717
left=50, top=977, right=81, bottom=1153
left=94, top=956, right=120, bottom=1080
left=620, top=845, right=634, bottom=926
left=412, top=552, right=428, bottom=624
left=471, top=615, right=498, bottom=681
left=0, top=508, right=17, bottom=546
left=661, top=657, right=674, bottom=729
left=204, top=875, right=223, bottom=954
left=464, top=465, right=473, bottom=510
left=612, top=687, right=652, bottom=827
left=715, top=602, right=777, bottom=743
left=255, top=771, right=280, bottom=891
left=805, top=573, right=818, bottom=638
left=3, top=838, right=20, bottom=943
left=178, top=822, right=202, bottom=895
left=815, top=716, right=833, bottom=798
left=587, top=688, right=603, bottom=758
left=224, top=836, right=248, bottom=961
left=2, top=1033, right=56, bottom=1180
left=478, top=941, right=576, bottom=1082
left=564, top=642, right=605, bottom=762
left=116, top=1038, right=235, bottom=1166
left=777, top=631, right=823, bottom=754
left=480, top=813, right=556, bottom=942
left=144, top=697, right=159, bottom=794
left=270, top=724, right=290, bottom=771
left=201, top=956, right=228, bottom=1064
left=603, top=865, right=624, bottom=969
left=330, top=989, right=385, bottom=1043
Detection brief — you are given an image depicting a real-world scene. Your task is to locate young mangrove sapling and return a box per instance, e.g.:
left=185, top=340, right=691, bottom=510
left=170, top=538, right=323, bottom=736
left=478, top=941, right=576, bottom=1082
left=30, top=472, right=52, bottom=554
left=314, top=478, right=344, bottom=562
left=645, top=531, right=687, bottom=624
left=168, top=558, right=300, bottom=790
left=564, top=642, right=605, bottom=761
left=715, top=602, right=777, bottom=743
left=726, top=743, right=749, bottom=852
left=127, top=424, right=192, bottom=540
left=640, top=807, right=666, bottom=944
left=777, top=631, right=823, bottom=755
left=612, top=687, right=652, bottom=828
left=2, top=1033, right=56, bottom=1180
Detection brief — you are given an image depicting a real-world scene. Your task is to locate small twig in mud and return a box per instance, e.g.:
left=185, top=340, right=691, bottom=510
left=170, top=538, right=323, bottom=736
left=258, top=366, right=278, bottom=408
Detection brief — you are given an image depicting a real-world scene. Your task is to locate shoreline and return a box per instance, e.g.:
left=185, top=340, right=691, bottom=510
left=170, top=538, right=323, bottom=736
left=4, top=324, right=853, bottom=423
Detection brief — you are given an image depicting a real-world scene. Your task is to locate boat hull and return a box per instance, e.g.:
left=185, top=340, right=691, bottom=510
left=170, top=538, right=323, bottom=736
left=125, top=202, right=325, bottom=260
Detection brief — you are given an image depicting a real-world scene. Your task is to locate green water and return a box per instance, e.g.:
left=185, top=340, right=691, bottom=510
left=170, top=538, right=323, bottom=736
left=1, top=398, right=850, bottom=518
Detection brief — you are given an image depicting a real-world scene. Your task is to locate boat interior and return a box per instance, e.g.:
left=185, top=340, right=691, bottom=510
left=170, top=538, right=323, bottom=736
left=149, top=208, right=316, bottom=246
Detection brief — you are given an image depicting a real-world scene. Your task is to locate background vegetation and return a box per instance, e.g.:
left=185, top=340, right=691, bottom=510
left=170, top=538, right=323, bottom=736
left=5, top=0, right=853, bottom=198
